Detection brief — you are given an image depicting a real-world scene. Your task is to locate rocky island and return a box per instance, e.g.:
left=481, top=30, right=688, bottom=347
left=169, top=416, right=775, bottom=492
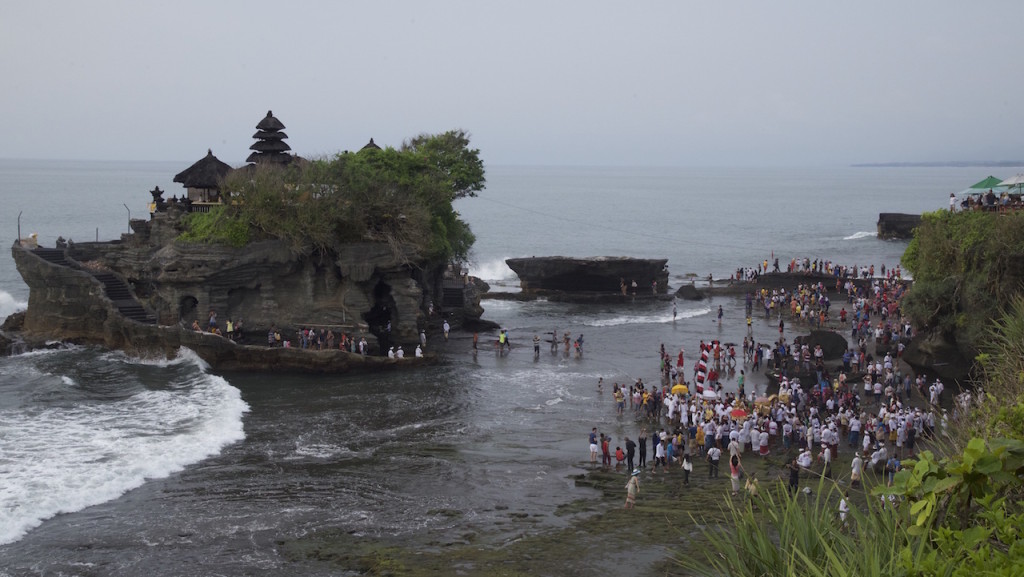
left=503, top=256, right=670, bottom=302
left=876, top=212, right=922, bottom=239
left=8, top=113, right=492, bottom=372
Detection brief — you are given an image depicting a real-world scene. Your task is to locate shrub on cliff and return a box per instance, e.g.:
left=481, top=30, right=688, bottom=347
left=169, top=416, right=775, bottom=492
left=178, top=208, right=250, bottom=247
left=184, top=130, right=483, bottom=262
left=901, top=209, right=1024, bottom=357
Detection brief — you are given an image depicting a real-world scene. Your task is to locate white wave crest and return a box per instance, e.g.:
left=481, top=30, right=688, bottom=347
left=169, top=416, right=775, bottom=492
left=469, top=257, right=517, bottom=282
left=843, top=231, right=876, bottom=240
left=0, top=290, right=27, bottom=324
left=583, top=306, right=711, bottom=327
left=0, top=359, right=249, bottom=545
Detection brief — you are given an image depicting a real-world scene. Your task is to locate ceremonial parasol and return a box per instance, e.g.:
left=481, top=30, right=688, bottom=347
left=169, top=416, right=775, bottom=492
left=671, top=384, right=689, bottom=395
left=702, top=389, right=719, bottom=400
left=730, top=407, right=749, bottom=419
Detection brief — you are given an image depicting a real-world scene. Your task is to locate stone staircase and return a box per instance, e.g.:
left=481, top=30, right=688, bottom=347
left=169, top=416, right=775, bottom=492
left=32, top=248, right=156, bottom=325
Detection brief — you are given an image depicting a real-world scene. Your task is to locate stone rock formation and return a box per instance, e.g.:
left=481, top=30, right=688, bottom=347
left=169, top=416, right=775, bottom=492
left=674, top=284, right=705, bottom=301
left=901, top=329, right=972, bottom=385
left=794, top=330, right=849, bottom=361
left=10, top=207, right=484, bottom=371
left=505, top=256, right=669, bottom=294
left=877, top=213, right=922, bottom=240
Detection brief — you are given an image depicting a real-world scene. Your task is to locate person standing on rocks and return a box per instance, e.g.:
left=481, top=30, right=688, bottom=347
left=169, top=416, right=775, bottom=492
left=442, top=320, right=450, bottom=342
left=707, top=445, right=721, bottom=478
left=625, top=436, right=636, bottom=471
left=787, top=457, right=801, bottom=494
left=624, top=469, right=640, bottom=509
left=638, top=427, right=648, bottom=469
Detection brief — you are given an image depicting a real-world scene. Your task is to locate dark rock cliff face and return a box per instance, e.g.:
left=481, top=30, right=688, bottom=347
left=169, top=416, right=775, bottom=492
left=901, top=329, right=972, bottom=385
left=505, top=256, right=669, bottom=294
left=10, top=209, right=482, bottom=369
left=877, top=213, right=922, bottom=240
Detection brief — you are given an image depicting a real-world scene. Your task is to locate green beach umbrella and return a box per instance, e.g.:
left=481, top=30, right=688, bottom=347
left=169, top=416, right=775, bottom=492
left=968, top=175, right=1005, bottom=189
left=956, top=175, right=1009, bottom=199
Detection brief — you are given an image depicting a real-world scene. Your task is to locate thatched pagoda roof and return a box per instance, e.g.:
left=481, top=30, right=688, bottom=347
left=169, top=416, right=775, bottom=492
left=173, top=149, right=233, bottom=189
left=255, top=110, right=286, bottom=131
left=252, top=129, right=288, bottom=140
left=361, top=138, right=382, bottom=151
left=249, top=139, right=292, bottom=153
left=247, top=110, right=294, bottom=165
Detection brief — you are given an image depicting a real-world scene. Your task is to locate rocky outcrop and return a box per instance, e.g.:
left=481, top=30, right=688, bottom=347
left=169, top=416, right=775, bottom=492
left=505, top=256, right=669, bottom=294
left=901, top=329, right=972, bottom=385
left=674, top=284, right=705, bottom=301
left=11, top=207, right=485, bottom=368
left=794, top=330, right=849, bottom=361
left=11, top=241, right=439, bottom=372
left=877, top=213, right=922, bottom=240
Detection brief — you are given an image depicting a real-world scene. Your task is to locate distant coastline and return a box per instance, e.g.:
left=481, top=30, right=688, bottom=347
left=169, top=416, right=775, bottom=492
left=852, top=160, right=1024, bottom=168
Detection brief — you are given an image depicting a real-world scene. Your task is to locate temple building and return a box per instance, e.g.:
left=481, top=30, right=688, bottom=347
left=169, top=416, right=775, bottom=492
left=172, top=149, right=234, bottom=205
left=246, top=110, right=294, bottom=165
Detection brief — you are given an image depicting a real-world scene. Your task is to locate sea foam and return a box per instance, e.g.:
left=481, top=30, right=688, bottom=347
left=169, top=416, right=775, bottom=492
left=0, top=352, right=249, bottom=545
left=468, top=257, right=516, bottom=282
left=0, top=290, right=27, bottom=324
left=843, top=231, right=877, bottom=240
left=583, top=306, right=710, bottom=328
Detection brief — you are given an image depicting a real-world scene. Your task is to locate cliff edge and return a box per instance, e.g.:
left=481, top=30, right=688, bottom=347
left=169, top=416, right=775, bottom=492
left=10, top=206, right=483, bottom=371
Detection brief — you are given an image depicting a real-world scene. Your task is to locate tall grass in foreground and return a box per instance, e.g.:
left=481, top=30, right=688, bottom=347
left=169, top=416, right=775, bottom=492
left=680, top=477, right=905, bottom=577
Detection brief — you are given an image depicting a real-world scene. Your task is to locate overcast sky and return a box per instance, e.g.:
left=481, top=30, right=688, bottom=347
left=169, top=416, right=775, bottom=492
left=2, top=1, right=1022, bottom=167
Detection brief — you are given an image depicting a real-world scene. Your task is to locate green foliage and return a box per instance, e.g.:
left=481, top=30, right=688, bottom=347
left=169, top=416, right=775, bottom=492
left=901, top=210, right=1024, bottom=356
left=875, top=438, right=1024, bottom=575
left=402, top=129, right=486, bottom=200
left=965, top=295, right=1024, bottom=443
left=206, top=131, right=484, bottom=261
left=177, top=207, right=250, bottom=247
left=680, top=479, right=906, bottom=577
left=686, top=438, right=1024, bottom=577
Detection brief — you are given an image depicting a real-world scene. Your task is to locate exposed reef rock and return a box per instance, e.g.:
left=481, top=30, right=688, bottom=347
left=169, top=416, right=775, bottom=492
left=11, top=206, right=484, bottom=371
left=877, top=213, right=922, bottom=240
left=505, top=256, right=669, bottom=294
left=796, top=330, right=849, bottom=361
left=674, top=284, right=705, bottom=301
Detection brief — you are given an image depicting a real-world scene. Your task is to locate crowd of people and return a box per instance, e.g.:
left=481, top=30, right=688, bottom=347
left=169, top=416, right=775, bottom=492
left=187, top=307, right=445, bottom=359
left=584, top=259, right=950, bottom=510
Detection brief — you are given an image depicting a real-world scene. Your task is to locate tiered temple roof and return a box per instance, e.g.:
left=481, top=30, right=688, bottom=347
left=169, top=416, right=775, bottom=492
left=246, top=110, right=293, bottom=164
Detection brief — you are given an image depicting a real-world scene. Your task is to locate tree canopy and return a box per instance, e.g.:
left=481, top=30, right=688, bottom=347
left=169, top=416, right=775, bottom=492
left=191, top=130, right=483, bottom=262
left=900, top=209, right=1024, bottom=357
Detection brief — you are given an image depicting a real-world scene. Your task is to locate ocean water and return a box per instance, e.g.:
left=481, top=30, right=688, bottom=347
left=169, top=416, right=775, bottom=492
left=0, top=159, right=1018, bottom=575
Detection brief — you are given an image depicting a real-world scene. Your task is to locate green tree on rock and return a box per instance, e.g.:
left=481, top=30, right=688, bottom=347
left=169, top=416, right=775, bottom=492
left=189, top=130, right=484, bottom=264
